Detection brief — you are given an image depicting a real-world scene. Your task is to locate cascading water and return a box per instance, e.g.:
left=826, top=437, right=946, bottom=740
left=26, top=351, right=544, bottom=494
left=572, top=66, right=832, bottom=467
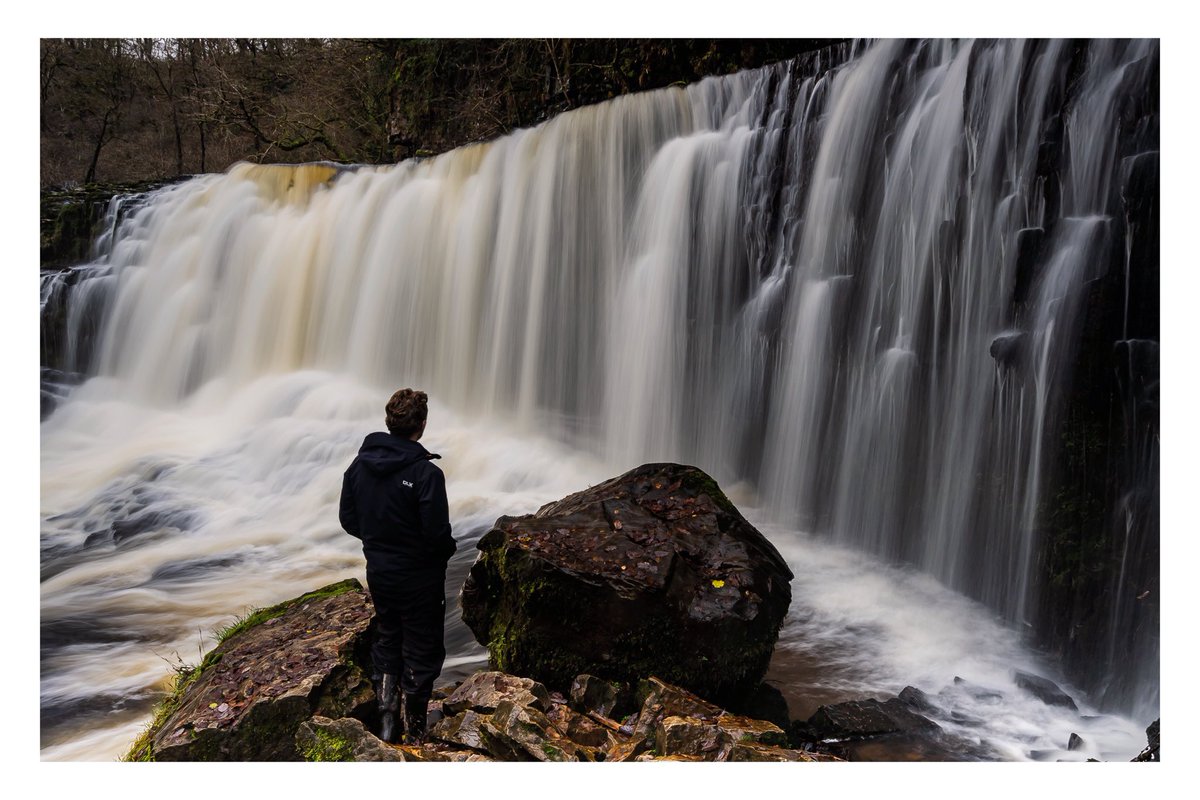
left=40, top=38, right=1158, bottom=761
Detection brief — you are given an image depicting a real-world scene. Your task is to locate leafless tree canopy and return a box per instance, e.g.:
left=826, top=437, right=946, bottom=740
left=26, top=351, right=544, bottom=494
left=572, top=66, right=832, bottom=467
left=41, top=38, right=396, bottom=187
left=40, top=38, right=840, bottom=188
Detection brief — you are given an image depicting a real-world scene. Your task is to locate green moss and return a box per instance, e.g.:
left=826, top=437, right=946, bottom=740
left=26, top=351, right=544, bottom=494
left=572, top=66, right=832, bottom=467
left=122, top=579, right=362, bottom=761
left=216, top=578, right=362, bottom=644
left=681, top=468, right=735, bottom=514
left=122, top=661, right=205, bottom=762
left=300, top=727, right=357, bottom=762
left=541, top=743, right=562, bottom=759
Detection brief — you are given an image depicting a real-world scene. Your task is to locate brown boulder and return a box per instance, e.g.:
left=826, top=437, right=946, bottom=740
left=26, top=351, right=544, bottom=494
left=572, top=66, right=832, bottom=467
left=460, top=463, right=793, bottom=706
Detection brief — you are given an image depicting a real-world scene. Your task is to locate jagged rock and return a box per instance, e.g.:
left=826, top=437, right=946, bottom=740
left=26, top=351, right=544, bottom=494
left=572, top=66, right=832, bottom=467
left=546, top=703, right=612, bottom=749
left=657, top=715, right=726, bottom=759
left=1068, top=732, right=1085, bottom=751
left=1013, top=671, right=1078, bottom=710
left=125, top=579, right=375, bottom=761
left=461, top=463, right=793, bottom=705
left=727, top=741, right=819, bottom=762
left=569, top=673, right=631, bottom=719
left=296, top=716, right=402, bottom=762
left=1132, top=718, right=1159, bottom=762
left=714, top=714, right=788, bottom=747
left=429, top=709, right=489, bottom=751
left=898, top=686, right=938, bottom=714
left=634, top=678, right=790, bottom=762
left=808, top=698, right=939, bottom=740
left=637, top=676, right=723, bottom=721
left=442, top=671, right=552, bottom=716
left=479, top=699, right=579, bottom=762
left=606, top=733, right=650, bottom=762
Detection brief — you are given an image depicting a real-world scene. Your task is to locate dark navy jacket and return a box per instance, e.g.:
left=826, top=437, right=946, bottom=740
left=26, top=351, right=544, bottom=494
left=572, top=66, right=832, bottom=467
left=339, top=432, right=456, bottom=582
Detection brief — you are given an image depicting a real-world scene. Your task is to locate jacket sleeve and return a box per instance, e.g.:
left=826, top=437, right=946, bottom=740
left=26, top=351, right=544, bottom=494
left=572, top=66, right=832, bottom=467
left=418, top=465, right=456, bottom=563
left=339, top=465, right=361, bottom=539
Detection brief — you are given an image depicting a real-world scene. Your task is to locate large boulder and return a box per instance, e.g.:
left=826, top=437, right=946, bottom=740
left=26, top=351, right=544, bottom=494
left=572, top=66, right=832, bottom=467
left=124, top=579, right=376, bottom=761
left=460, top=463, right=794, bottom=705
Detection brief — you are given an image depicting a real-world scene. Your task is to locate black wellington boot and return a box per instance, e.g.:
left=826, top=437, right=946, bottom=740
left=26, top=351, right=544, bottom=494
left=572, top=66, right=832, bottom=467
left=402, top=694, right=429, bottom=745
left=377, top=673, right=400, bottom=743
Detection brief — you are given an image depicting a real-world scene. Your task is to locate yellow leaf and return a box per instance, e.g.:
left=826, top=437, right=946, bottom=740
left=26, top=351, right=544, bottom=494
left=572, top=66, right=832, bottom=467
left=209, top=703, right=218, bottom=709
left=712, top=580, right=725, bottom=588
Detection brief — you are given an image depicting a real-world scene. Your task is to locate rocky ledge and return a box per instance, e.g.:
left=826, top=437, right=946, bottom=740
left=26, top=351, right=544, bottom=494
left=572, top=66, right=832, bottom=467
left=125, top=579, right=376, bottom=761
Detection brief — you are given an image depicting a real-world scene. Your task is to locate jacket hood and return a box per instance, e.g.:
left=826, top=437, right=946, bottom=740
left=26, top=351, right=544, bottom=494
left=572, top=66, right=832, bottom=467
left=356, top=432, right=440, bottom=475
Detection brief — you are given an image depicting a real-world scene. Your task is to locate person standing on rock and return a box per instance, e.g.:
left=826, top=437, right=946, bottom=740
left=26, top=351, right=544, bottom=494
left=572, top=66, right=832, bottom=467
left=339, top=388, right=456, bottom=744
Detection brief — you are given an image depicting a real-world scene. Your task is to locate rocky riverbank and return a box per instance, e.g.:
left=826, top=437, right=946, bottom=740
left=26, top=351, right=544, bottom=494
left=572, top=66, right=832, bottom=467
left=121, top=464, right=1160, bottom=762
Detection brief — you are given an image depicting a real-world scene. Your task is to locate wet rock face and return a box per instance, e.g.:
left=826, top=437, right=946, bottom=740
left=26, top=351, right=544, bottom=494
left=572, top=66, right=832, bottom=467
left=1013, top=670, right=1078, bottom=710
left=1132, top=718, right=1159, bottom=762
left=131, top=580, right=375, bottom=761
left=808, top=698, right=940, bottom=740
left=442, top=671, right=552, bottom=716
left=460, top=463, right=794, bottom=705
left=296, top=716, right=403, bottom=762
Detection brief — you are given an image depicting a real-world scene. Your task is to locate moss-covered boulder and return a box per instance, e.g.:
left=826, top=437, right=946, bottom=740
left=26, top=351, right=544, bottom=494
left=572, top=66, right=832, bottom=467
left=124, top=579, right=375, bottom=761
left=460, top=463, right=793, bottom=706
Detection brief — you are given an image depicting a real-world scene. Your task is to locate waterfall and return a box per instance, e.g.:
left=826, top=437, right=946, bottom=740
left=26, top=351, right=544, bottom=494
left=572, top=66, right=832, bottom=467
left=40, top=39, right=1158, bottom=760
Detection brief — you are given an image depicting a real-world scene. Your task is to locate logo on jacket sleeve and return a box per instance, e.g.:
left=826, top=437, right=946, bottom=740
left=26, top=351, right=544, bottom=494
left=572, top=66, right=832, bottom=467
left=402, top=480, right=414, bottom=488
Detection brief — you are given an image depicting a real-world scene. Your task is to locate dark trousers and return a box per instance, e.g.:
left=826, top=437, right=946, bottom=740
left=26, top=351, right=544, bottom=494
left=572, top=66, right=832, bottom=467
left=366, top=569, right=447, bottom=699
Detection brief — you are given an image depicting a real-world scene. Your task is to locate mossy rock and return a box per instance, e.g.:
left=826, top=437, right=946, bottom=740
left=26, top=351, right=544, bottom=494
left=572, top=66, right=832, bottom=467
left=460, top=463, right=793, bottom=707
left=124, top=578, right=374, bottom=761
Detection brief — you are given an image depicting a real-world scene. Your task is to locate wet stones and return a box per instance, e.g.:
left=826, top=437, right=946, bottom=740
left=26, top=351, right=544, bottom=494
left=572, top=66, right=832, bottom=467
left=460, top=463, right=794, bottom=705
left=428, top=708, right=489, bottom=751
left=1013, top=670, right=1078, bottom=711
left=808, top=698, right=940, bottom=740
left=421, top=672, right=829, bottom=763
left=296, top=716, right=403, bottom=762
left=569, top=673, right=632, bottom=719
left=442, top=670, right=552, bottom=715
left=479, top=699, right=582, bottom=762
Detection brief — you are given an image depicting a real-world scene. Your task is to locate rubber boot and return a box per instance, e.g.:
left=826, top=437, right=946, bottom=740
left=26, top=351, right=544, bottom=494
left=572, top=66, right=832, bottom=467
left=377, top=673, right=400, bottom=743
left=403, top=694, right=429, bottom=745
